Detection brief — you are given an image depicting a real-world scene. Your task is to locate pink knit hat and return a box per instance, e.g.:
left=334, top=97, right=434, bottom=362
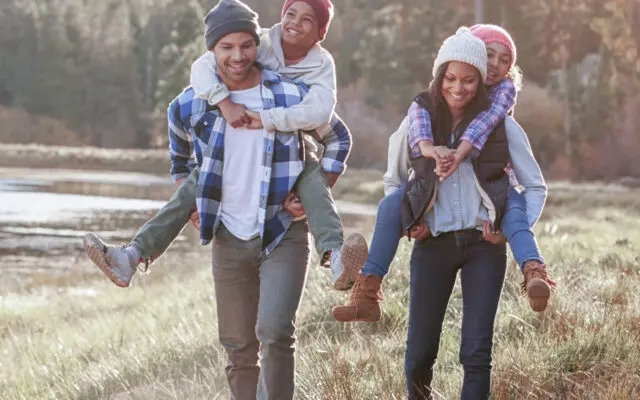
left=281, top=0, right=334, bottom=41
left=470, top=24, right=516, bottom=68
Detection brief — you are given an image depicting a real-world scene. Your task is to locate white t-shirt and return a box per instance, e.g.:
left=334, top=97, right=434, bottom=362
left=219, top=85, right=265, bottom=240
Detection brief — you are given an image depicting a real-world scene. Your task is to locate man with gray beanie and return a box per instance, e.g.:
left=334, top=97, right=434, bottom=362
left=165, top=1, right=350, bottom=399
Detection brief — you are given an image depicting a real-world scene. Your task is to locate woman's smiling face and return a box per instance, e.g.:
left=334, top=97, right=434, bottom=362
left=441, top=61, right=481, bottom=112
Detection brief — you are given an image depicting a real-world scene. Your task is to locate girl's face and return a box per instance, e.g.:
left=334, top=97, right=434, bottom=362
left=485, top=42, right=511, bottom=86
left=281, top=2, right=320, bottom=49
left=440, top=61, right=481, bottom=112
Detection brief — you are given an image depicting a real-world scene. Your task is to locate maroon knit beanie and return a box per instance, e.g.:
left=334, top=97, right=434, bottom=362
left=281, top=0, right=334, bottom=41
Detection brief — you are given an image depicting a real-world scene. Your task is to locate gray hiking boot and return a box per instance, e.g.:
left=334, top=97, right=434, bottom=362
left=330, top=233, right=368, bottom=290
left=83, top=232, right=137, bottom=287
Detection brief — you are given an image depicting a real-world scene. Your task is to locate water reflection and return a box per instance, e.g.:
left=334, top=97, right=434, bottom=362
left=0, top=168, right=375, bottom=298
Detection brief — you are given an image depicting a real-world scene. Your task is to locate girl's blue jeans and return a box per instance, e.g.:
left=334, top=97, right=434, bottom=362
left=360, top=186, right=544, bottom=278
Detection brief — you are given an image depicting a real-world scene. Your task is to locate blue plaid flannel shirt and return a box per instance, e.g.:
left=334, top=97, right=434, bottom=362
left=408, top=77, right=517, bottom=158
left=167, top=69, right=351, bottom=255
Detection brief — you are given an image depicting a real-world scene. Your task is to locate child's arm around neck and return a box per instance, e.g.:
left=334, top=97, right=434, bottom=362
left=457, top=77, right=517, bottom=159
left=259, top=47, right=337, bottom=132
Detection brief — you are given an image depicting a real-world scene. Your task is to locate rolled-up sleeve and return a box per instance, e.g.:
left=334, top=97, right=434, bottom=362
left=407, top=101, right=433, bottom=158
left=312, top=113, right=351, bottom=174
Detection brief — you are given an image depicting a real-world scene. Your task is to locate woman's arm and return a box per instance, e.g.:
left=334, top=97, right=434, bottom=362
left=504, top=117, right=547, bottom=226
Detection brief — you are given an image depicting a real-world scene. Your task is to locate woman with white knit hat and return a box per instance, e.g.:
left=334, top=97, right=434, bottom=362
left=398, top=27, right=525, bottom=399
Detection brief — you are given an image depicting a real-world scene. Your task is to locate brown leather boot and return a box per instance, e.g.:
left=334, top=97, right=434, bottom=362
left=522, top=261, right=556, bottom=312
left=332, top=273, right=383, bottom=322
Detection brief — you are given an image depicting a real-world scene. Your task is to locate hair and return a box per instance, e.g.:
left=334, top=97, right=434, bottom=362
left=508, top=65, right=523, bottom=91
left=427, top=62, right=490, bottom=147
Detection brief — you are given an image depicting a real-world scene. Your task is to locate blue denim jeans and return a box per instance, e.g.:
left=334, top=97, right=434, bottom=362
left=405, top=230, right=507, bottom=400
left=359, top=186, right=404, bottom=277
left=500, top=188, right=544, bottom=271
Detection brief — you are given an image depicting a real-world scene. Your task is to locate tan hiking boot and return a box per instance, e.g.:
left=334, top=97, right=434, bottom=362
left=329, top=233, right=369, bottom=291
left=332, top=273, right=383, bottom=322
left=522, top=261, right=556, bottom=312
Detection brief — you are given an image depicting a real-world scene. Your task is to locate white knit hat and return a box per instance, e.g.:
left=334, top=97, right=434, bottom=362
left=432, top=27, right=488, bottom=82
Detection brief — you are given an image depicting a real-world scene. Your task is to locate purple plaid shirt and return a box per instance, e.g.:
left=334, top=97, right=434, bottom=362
left=408, top=78, right=517, bottom=158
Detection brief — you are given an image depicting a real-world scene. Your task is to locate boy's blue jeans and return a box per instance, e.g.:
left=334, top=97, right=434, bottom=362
left=360, top=186, right=544, bottom=278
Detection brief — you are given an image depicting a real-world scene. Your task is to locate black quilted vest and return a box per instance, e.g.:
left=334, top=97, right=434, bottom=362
left=401, top=92, right=510, bottom=233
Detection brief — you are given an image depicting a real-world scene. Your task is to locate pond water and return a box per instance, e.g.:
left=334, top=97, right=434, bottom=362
left=0, top=168, right=376, bottom=302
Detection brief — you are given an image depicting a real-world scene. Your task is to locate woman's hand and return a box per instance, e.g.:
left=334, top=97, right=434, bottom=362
left=482, top=221, right=506, bottom=244
left=283, top=192, right=305, bottom=218
left=406, top=223, right=431, bottom=240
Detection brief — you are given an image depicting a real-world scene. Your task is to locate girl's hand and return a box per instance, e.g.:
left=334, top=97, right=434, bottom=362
left=436, top=151, right=464, bottom=181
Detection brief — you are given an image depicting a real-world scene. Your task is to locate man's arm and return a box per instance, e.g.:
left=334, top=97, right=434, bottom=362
left=459, top=78, right=517, bottom=159
left=167, top=96, right=195, bottom=183
left=505, top=117, right=547, bottom=226
left=259, top=52, right=336, bottom=132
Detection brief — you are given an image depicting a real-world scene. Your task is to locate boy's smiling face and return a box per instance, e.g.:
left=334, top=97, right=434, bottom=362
left=281, top=1, right=320, bottom=50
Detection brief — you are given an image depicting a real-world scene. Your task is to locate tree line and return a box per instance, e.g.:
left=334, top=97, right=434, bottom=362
left=0, top=0, right=638, bottom=179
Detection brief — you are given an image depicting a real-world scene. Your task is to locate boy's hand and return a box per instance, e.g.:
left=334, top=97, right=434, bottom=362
left=283, top=192, right=305, bottom=218
left=482, top=221, right=506, bottom=244
left=244, top=111, right=264, bottom=129
left=219, top=98, right=249, bottom=128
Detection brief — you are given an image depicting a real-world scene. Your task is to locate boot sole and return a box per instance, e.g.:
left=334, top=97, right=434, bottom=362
left=83, top=233, right=130, bottom=288
left=528, top=280, right=550, bottom=312
left=333, top=233, right=368, bottom=291
left=332, top=308, right=381, bottom=323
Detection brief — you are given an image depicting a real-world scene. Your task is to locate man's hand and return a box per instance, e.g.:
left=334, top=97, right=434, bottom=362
left=482, top=220, right=506, bottom=244
left=189, top=209, right=201, bottom=229
left=283, top=192, right=305, bottom=218
left=324, top=171, right=339, bottom=188
left=406, top=223, right=431, bottom=240
left=244, top=110, right=264, bottom=129
left=218, top=98, right=249, bottom=128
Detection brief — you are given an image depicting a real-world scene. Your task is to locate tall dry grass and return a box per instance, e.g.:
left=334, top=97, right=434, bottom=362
left=2, top=183, right=640, bottom=399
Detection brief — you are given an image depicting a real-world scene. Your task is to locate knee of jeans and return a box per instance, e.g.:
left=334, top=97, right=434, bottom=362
left=219, top=337, right=260, bottom=365
left=255, top=318, right=295, bottom=347
left=459, top=338, right=492, bottom=367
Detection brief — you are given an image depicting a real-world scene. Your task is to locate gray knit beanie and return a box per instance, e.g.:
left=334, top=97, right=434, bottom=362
left=432, top=27, right=488, bottom=82
left=204, top=0, right=260, bottom=50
